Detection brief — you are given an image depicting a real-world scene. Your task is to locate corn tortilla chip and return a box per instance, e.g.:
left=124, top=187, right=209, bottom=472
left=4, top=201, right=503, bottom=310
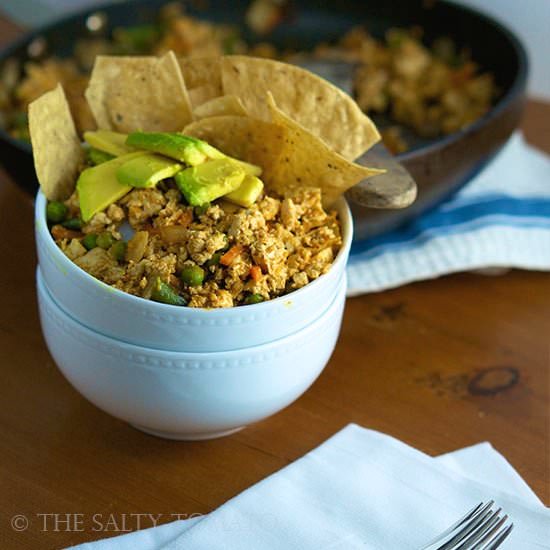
left=221, top=55, right=380, bottom=161
left=184, top=96, right=383, bottom=207
left=179, top=57, right=222, bottom=93
left=85, top=51, right=192, bottom=133
left=183, top=115, right=285, bottom=173
left=265, top=93, right=383, bottom=207
left=193, top=95, right=248, bottom=119
left=29, top=84, right=84, bottom=201
left=188, top=84, right=222, bottom=108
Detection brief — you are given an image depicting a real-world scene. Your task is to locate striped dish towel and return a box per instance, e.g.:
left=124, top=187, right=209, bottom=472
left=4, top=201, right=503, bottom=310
left=347, top=132, right=550, bottom=295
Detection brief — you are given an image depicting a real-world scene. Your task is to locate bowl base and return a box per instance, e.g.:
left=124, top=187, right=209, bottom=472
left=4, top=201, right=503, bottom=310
left=131, top=424, right=245, bottom=441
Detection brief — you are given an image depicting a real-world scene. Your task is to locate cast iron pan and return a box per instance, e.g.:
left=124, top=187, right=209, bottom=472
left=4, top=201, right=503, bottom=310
left=0, top=0, right=528, bottom=239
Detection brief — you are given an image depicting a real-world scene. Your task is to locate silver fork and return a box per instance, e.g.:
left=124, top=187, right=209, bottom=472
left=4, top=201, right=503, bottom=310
left=419, top=501, right=514, bottom=550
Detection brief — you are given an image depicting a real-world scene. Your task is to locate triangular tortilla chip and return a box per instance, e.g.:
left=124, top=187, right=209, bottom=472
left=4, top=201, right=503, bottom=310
left=184, top=95, right=383, bottom=207
left=265, top=93, right=383, bottom=207
left=188, top=84, right=221, bottom=108
left=221, top=55, right=380, bottom=161
left=179, top=56, right=222, bottom=93
left=183, top=115, right=285, bottom=174
left=85, top=51, right=193, bottom=132
left=193, top=95, right=248, bottom=119
left=29, top=84, right=84, bottom=200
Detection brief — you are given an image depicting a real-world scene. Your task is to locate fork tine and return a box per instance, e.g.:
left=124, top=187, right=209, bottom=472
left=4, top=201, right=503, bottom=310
left=418, top=502, right=487, bottom=550
left=432, top=502, right=496, bottom=550
left=469, top=513, right=508, bottom=550
left=478, top=522, right=514, bottom=550
left=419, top=501, right=514, bottom=550
left=456, top=509, right=504, bottom=549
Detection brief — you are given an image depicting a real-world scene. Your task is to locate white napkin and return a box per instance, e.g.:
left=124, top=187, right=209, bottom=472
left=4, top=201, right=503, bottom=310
left=71, top=424, right=549, bottom=549
left=347, top=133, right=550, bottom=294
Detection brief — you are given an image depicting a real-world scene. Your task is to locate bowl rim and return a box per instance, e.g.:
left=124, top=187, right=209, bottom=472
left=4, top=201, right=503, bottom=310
left=37, top=265, right=347, bottom=364
left=35, top=189, right=353, bottom=315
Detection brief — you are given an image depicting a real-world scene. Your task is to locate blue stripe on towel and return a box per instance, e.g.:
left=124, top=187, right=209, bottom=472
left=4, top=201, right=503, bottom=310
left=350, top=196, right=550, bottom=258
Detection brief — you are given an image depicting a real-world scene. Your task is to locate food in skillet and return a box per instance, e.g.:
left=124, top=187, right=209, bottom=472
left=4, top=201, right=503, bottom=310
left=30, top=54, right=382, bottom=308
left=0, top=4, right=496, bottom=152
left=312, top=27, right=497, bottom=153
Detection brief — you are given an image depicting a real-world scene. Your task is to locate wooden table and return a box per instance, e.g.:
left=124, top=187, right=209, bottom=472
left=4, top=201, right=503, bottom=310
left=0, top=14, right=548, bottom=550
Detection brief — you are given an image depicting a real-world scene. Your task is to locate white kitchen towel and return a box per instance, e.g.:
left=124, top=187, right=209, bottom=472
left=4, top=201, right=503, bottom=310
left=71, top=425, right=549, bottom=549
left=347, top=133, right=550, bottom=295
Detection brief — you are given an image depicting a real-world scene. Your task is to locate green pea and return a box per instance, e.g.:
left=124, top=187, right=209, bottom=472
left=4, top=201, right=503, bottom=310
left=81, top=233, right=97, bottom=250
left=96, top=231, right=115, bottom=249
left=87, top=147, right=115, bottom=166
left=62, top=217, right=83, bottom=230
left=194, top=202, right=211, bottom=218
left=110, top=240, right=127, bottom=262
left=180, top=265, right=205, bottom=287
left=46, top=201, right=68, bottom=224
left=244, top=293, right=264, bottom=305
left=205, top=252, right=222, bottom=268
left=150, top=277, right=186, bottom=306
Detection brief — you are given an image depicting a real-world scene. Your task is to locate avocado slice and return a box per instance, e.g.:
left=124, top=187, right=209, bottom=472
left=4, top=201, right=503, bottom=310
left=87, top=147, right=115, bottom=166
left=235, top=159, right=262, bottom=177
left=77, top=151, right=147, bottom=222
left=84, top=130, right=135, bottom=156
left=126, top=132, right=222, bottom=166
left=116, top=153, right=182, bottom=188
left=175, top=158, right=246, bottom=206
left=224, top=175, right=264, bottom=207
left=125, top=132, right=263, bottom=176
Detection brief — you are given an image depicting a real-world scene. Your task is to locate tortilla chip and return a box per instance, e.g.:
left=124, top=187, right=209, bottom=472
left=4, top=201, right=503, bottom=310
left=265, top=93, right=383, bottom=207
left=188, top=84, right=222, bottom=108
left=29, top=84, right=84, bottom=201
left=179, top=57, right=222, bottom=93
left=184, top=96, right=382, bottom=207
left=183, top=115, right=285, bottom=174
left=193, top=95, right=248, bottom=119
left=85, top=51, right=192, bottom=133
left=221, top=55, right=380, bottom=161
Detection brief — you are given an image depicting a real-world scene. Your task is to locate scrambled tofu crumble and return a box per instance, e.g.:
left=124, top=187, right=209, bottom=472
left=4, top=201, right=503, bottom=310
left=51, top=183, right=342, bottom=308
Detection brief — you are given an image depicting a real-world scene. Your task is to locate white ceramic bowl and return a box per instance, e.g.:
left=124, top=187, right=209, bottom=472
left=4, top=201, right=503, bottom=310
left=35, top=191, right=352, bottom=352
left=37, top=268, right=347, bottom=440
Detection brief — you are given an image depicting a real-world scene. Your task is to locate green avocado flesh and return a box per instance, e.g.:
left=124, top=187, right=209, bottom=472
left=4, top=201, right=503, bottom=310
left=87, top=147, right=115, bottom=166
left=78, top=132, right=263, bottom=220
left=84, top=130, right=135, bottom=156
left=125, top=132, right=262, bottom=178
left=77, top=151, right=147, bottom=222
left=224, top=175, right=264, bottom=207
left=235, top=160, right=262, bottom=177
left=126, top=132, right=225, bottom=166
left=116, top=153, right=182, bottom=188
left=175, top=158, right=246, bottom=206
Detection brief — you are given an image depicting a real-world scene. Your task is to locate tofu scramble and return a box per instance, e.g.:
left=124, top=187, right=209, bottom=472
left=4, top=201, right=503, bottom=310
left=49, top=182, right=342, bottom=308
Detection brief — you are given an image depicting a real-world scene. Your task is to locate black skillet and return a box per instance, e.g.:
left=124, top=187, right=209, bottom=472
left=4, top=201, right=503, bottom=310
left=0, top=0, right=528, bottom=239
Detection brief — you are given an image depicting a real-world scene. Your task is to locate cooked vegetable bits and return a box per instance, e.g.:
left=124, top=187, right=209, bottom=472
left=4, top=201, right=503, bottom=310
left=30, top=53, right=380, bottom=308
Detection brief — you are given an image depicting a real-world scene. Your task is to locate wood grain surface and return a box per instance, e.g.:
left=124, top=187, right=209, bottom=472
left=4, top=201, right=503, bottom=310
left=0, top=13, right=548, bottom=550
